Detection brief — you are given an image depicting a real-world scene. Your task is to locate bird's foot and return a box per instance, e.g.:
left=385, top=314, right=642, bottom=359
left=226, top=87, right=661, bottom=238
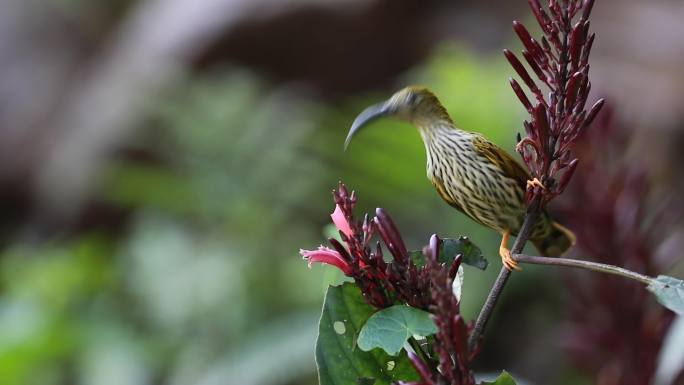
left=526, top=177, right=545, bottom=190
left=499, top=245, right=521, bottom=271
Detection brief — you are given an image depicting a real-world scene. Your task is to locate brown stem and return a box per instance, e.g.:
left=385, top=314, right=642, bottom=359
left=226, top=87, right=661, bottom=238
left=467, top=194, right=541, bottom=351
left=512, top=253, right=654, bottom=285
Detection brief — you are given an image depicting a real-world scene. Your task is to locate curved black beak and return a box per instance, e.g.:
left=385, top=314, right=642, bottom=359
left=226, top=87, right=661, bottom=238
left=344, top=101, right=391, bottom=150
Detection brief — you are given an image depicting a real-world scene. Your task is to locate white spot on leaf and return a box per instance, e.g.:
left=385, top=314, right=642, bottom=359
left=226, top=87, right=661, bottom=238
left=333, top=321, right=346, bottom=334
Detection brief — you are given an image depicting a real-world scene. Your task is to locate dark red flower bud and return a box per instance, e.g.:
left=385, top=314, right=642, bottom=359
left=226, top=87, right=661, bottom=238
left=565, top=71, right=584, bottom=111
left=557, top=158, right=579, bottom=192
left=581, top=0, right=596, bottom=22
left=448, top=254, right=463, bottom=279
left=569, top=21, right=588, bottom=69
left=583, top=98, right=605, bottom=129
left=533, top=104, right=551, bottom=152
left=374, top=208, right=409, bottom=263
left=522, top=50, right=548, bottom=85
left=513, top=20, right=533, bottom=44
left=581, top=33, right=595, bottom=65
left=504, top=49, right=539, bottom=95
left=510, top=78, right=533, bottom=112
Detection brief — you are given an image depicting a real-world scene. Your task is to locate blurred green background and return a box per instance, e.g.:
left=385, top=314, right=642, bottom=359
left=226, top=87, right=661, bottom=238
left=1, top=1, right=683, bottom=384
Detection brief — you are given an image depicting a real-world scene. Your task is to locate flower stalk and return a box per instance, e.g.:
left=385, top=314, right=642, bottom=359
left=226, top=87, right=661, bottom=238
left=507, top=0, right=604, bottom=204
left=469, top=0, right=604, bottom=352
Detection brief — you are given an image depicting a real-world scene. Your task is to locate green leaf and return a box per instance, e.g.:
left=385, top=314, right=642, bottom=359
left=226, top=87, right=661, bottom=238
left=357, top=305, right=437, bottom=356
left=316, top=283, right=420, bottom=385
left=647, top=275, right=684, bottom=315
left=442, top=236, right=487, bottom=270
left=408, top=236, right=487, bottom=270
left=480, top=370, right=517, bottom=385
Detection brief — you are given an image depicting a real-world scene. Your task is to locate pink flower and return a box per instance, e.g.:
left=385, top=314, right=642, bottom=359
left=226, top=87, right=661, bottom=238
left=300, top=246, right=352, bottom=275
left=331, top=204, right=353, bottom=238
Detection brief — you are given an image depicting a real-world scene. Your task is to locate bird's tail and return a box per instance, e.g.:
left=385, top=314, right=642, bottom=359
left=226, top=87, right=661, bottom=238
left=532, top=221, right=576, bottom=257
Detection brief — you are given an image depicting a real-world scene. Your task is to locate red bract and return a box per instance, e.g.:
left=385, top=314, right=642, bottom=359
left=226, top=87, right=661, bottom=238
left=507, top=0, right=605, bottom=204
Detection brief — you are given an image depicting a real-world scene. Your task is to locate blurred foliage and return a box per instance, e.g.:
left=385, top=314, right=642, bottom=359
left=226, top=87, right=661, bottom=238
left=0, top=45, right=576, bottom=384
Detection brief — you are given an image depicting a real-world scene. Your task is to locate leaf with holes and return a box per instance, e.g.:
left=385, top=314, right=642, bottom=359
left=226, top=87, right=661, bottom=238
left=316, top=283, right=419, bottom=385
left=442, top=236, right=488, bottom=270
left=480, top=371, right=517, bottom=385
left=357, top=305, right=437, bottom=356
left=647, top=275, right=684, bottom=315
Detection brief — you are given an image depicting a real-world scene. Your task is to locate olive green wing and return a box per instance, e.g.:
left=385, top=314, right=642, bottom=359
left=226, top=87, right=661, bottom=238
left=472, top=135, right=529, bottom=191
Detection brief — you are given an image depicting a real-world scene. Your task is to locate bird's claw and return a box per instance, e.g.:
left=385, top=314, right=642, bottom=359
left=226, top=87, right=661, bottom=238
left=526, top=178, right=545, bottom=190
left=499, top=246, right=521, bottom=271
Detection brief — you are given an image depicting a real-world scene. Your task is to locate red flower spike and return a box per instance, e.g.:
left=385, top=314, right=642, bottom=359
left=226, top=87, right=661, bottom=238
left=508, top=0, right=603, bottom=205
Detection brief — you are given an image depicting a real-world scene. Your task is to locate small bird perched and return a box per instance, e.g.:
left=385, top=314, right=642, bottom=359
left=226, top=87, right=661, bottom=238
left=345, top=86, right=575, bottom=270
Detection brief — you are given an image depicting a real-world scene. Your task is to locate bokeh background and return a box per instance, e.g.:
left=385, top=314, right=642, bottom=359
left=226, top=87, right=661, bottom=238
left=1, top=1, right=684, bottom=384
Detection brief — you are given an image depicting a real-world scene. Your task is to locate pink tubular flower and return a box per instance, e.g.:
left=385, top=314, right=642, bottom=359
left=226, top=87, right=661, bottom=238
left=331, top=204, right=353, bottom=238
left=300, top=246, right=352, bottom=276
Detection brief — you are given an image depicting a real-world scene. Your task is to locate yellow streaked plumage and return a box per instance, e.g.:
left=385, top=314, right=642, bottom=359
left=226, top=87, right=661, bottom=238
left=345, top=86, right=575, bottom=270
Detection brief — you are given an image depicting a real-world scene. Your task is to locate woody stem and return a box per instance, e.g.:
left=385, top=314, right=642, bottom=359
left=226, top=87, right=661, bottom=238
left=467, top=194, right=541, bottom=351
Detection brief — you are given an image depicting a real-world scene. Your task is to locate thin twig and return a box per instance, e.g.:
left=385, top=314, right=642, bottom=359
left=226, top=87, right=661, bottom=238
left=408, top=337, right=439, bottom=375
left=467, top=195, right=541, bottom=351
left=512, top=253, right=654, bottom=285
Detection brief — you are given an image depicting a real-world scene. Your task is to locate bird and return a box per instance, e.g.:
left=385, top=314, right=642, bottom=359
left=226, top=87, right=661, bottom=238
left=344, top=86, right=575, bottom=270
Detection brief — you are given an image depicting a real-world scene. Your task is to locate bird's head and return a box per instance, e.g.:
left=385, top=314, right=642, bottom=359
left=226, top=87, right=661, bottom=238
left=345, top=86, right=451, bottom=150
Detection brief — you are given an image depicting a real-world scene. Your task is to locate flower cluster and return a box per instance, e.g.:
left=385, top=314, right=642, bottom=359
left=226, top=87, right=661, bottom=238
left=424, top=236, right=473, bottom=385
left=394, top=237, right=474, bottom=385
left=557, top=110, right=684, bottom=385
left=506, top=0, right=604, bottom=203
left=300, top=182, right=474, bottom=384
left=301, top=182, right=434, bottom=309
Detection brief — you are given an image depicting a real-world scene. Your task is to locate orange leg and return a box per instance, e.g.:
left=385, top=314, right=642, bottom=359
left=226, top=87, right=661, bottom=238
left=526, top=178, right=545, bottom=190
left=499, top=230, right=521, bottom=271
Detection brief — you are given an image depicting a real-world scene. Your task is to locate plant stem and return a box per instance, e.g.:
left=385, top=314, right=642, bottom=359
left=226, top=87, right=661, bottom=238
left=512, top=253, right=654, bottom=285
left=467, top=195, right=541, bottom=351
left=408, top=337, right=439, bottom=374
